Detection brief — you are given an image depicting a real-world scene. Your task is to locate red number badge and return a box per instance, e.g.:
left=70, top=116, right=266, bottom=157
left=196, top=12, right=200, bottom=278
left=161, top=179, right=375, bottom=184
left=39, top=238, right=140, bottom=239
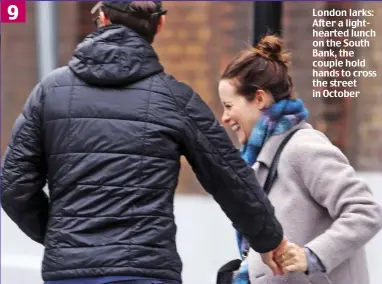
left=1, top=0, right=26, bottom=23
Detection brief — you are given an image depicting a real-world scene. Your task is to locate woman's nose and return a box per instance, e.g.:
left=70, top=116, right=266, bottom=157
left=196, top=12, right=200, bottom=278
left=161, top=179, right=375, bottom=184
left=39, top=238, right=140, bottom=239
left=222, top=112, right=230, bottom=124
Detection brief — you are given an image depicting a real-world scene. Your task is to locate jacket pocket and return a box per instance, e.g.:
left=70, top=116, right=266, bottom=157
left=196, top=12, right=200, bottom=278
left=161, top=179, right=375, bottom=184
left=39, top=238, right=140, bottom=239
left=307, top=272, right=334, bottom=284
left=252, top=272, right=313, bottom=284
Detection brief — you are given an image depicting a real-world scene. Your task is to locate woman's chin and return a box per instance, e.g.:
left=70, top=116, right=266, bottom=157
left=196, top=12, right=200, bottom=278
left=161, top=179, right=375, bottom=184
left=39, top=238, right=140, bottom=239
left=234, top=130, right=247, bottom=145
left=237, top=135, right=247, bottom=145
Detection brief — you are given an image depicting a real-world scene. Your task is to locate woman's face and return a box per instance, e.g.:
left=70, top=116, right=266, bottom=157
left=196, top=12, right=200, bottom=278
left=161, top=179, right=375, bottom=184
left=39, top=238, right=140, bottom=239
left=218, top=79, right=271, bottom=145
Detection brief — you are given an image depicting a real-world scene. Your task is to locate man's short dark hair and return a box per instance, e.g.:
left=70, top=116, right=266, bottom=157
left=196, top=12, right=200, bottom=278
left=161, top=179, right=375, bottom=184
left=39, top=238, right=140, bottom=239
left=98, top=1, right=167, bottom=44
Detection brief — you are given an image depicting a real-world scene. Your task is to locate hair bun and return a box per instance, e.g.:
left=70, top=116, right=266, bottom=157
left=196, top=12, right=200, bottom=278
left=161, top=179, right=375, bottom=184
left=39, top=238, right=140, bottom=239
left=253, top=35, right=290, bottom=66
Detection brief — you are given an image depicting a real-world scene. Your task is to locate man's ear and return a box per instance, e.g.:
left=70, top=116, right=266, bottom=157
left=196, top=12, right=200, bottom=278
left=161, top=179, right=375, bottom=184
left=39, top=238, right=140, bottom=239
left=156, top=15, right=166, bottom=35
left=254, top=90, right=274, bottom=110
left=99, top=11, right=112, bottom=26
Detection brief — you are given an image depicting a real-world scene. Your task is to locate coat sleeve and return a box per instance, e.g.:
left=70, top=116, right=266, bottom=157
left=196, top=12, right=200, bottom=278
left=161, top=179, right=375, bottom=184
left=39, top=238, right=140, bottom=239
left=179, top=90, right=283, bottom=253
left=1, top=83, right=49, bottom=245
left=291, top=131, right=382, bottom=273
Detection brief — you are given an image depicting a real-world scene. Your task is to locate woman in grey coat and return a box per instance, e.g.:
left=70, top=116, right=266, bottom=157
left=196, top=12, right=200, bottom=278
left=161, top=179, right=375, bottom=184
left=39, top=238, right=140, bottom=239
left=218, top=35, right=382, bottom=284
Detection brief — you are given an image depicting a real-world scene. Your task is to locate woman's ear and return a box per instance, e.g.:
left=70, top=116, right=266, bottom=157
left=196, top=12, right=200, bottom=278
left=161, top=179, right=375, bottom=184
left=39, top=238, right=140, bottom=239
left=254, top=90, right=274, bottom=110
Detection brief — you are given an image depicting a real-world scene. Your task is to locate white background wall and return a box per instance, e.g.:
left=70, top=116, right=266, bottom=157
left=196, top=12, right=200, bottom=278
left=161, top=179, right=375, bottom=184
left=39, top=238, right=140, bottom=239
left=1, top=173, right=381, bottom=284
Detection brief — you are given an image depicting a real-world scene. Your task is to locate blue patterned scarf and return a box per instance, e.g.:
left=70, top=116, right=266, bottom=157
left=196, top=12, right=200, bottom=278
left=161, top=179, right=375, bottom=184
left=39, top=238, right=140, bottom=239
left=232, top=98, right=308, bottom=284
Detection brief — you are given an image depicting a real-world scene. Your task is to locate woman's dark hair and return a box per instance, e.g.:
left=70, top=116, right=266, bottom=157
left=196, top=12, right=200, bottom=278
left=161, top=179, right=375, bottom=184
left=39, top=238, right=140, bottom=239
left=221, top=35, right=295, bottom=102
left=102, top=1, right=161, bottom=43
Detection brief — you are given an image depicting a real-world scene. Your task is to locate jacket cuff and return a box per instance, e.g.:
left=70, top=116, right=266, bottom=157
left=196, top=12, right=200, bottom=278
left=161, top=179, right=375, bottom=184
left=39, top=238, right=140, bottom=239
left=248, top=216, right=284, bottom=253
left=304, top=236, right=334, bottom=273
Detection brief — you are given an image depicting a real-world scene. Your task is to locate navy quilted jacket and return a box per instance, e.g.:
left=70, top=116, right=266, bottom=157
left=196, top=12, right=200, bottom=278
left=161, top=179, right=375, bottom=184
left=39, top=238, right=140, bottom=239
left=1, top=25, right=283, bottom=282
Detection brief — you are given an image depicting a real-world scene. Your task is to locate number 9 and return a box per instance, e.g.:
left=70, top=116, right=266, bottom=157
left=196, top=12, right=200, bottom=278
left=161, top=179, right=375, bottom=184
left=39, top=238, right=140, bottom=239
left=8, top=5, right=19, bottom=20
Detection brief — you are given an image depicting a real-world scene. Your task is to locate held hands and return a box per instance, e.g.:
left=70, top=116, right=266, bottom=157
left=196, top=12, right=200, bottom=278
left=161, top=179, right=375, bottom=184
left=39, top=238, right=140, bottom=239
left=259, top=237, right=288, bottom=276
left=260, top=238, right=308, bottom=276
left=274, top=242, right=308, bottom=273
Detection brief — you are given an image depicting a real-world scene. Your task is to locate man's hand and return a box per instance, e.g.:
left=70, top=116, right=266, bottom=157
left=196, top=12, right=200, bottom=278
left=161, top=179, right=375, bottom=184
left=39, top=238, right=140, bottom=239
left=260, top=237, right=288, bottom=276
left=274, top=242, right=308, bottom=273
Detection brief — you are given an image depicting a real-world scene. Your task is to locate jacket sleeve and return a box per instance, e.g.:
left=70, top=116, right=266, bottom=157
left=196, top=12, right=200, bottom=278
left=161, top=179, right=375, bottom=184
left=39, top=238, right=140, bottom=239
left=291, top=131, right=382, bottom=273
left=1, top=83, right=49, bottom=245
left=179, top=90, right=283, bottom=253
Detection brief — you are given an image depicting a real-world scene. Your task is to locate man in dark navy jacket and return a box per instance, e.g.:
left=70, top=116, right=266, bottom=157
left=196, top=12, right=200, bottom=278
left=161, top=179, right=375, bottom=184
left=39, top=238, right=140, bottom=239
left=1, top=2, right=286, bottom=284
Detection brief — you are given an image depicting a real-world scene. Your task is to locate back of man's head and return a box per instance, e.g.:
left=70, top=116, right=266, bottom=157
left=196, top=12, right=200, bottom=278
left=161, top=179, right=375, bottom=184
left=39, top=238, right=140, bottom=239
left=91, top=1, right=167, bottom=43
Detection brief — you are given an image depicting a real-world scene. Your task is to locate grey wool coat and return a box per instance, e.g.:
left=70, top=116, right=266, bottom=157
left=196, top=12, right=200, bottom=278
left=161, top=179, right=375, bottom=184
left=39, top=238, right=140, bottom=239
left=247, top=122, right=382, bottom=284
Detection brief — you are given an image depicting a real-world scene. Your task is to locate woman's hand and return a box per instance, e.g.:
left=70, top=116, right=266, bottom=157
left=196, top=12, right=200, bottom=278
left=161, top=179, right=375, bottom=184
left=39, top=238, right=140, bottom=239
left=274, top=242, right=308, bottom=273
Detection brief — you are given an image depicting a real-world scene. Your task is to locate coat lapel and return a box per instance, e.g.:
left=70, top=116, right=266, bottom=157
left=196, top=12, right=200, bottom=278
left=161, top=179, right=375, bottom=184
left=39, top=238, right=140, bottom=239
left=256, top=122, right=312, bottom=168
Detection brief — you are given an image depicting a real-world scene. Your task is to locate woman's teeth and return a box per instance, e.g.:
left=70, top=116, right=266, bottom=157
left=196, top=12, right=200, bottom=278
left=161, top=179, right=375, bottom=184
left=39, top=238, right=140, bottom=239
left=231, top=124, right=240, bottom=132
